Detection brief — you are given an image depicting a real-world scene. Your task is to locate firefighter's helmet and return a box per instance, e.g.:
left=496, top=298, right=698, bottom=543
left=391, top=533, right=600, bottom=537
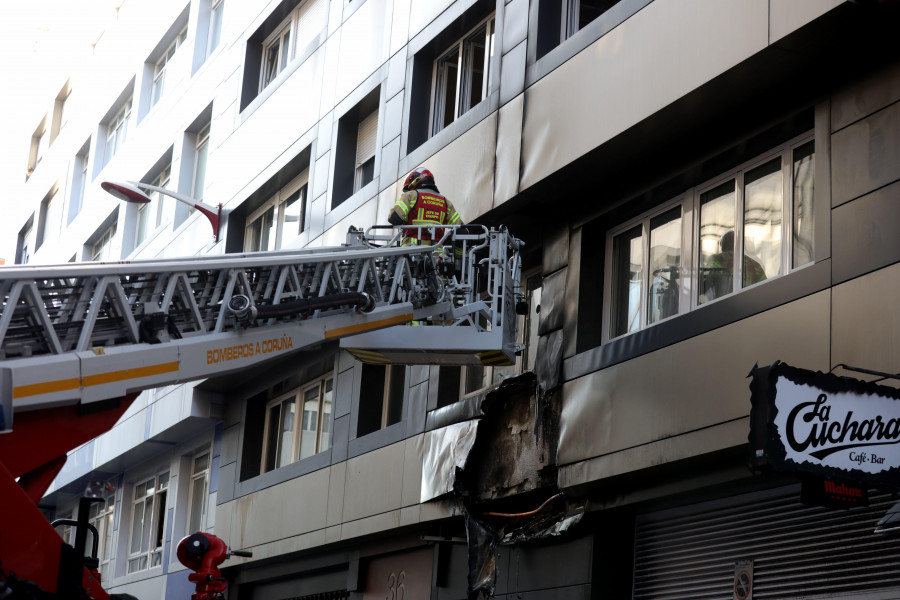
left=402, top=167, right=436, bottom=192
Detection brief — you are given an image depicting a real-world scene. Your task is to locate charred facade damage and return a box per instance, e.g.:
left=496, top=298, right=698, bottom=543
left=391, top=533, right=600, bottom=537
left=423, top=372, right=581, bottom=597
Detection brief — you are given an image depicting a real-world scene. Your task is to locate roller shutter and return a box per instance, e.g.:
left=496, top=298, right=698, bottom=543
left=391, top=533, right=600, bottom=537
left=634, top=485, right=900, bottom=600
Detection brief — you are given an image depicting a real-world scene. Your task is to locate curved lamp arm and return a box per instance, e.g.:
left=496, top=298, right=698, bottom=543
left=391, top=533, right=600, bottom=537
left=101, top=180, right=221, bottom=242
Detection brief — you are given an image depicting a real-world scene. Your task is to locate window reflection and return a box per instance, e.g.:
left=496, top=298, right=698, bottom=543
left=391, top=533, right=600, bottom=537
left=648, top=207, right=681, bottom=324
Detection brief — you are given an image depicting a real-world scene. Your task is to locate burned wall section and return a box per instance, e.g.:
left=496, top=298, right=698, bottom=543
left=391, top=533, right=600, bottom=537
left=458, top=373, right=556, bottom=501
left=453, top=373, right=587, bottom=598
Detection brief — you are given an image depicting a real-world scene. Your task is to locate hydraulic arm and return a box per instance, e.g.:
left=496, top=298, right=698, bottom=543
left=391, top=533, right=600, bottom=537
left=0, top=225, right=522, bottom=599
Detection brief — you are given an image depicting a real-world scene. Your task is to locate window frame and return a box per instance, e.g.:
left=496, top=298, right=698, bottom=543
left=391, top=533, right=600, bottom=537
left=192, top=122, right=211, bottom=201
left=357, top=364, right=406, bottom=437
left=208, top=0, right=225, bottom=56
left=244, top=170, right=309, bottom=252
left=88, top=490, right=116, bottom=573
left=353, top=109, right=378, bottom=192
left=186, top=449, right=211, bottom=535
left=38, top=190, right=61, bottom=251
left=31, top=121, right=49, bottom=174
left=260, top=373, right=334, bottom=473
left=69, top=146, right=90, bottom=224
left=90, top=222, right=117, bottom=262
left=151, top=27, right=186, bottom=107
left=135, top=164, right=171, bottom=248
left=429, top=14, right=495, bottom=137
left=19, top=221, right=34, bottom=264
left=105, top=98, right=132, bottom=165
left=126, top=471, right=169, bottom=574
left=602, top=132, right=814, bottom=343
left=259, top=20, right=292, bottom=92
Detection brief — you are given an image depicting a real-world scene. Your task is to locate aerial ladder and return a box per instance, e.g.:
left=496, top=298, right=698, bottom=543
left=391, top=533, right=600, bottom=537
left=0, top=224, right=523, bottom=600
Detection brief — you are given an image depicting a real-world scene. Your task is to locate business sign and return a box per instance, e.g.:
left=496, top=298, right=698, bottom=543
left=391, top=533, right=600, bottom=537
left=749, top=362, right=900, bottom=488
left=800, top=476, right=868, bottom=509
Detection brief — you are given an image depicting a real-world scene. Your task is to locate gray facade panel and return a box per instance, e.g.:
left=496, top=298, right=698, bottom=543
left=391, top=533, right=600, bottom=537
left=410, top=364, right=429, bottom=386
left=379, top=136, right=402, bottom=190
left=331, top=413, right=350, bottom=464
left=832, top=180, right=900, bottom=284
left=831, top=99, right=900, bottom=206
left=220, top=423, right=240, bottom=466
left=385, top=49, right=407, bottom=101
left=543, top=224, right=569, bottom=275
left=509, top=534, right=592, bottom=593
left=537, top=267, right=566, bottom=335
left=335, top=367, right=354, bottom=417
left=501, top=0, right=528, bottom=56
left=500, top=41, right=526, bottom=108
left=564, top=227, right=581, bottom=359
left=407, top=381, right=428, bottom=436
left=832, top=59, right=900, bottom=132
left=216, top=461, right=236, bottom=504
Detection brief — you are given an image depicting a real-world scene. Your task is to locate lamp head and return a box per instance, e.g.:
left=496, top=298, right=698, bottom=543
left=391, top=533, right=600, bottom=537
left=101, top=181, right=152, bottom=204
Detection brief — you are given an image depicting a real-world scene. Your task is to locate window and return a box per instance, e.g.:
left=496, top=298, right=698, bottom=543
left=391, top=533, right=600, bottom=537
left=55, top=511, right=74, bottom=546
left=69, top=143, right=90, bottom=224
left=151, top=27, right=186, bottom=107
left=354, top=109, right=377, bottom=192
left=262, top=374, right=333, bottom=473
left=332, top=86, right=379, bottom=206
left=604, top=135, right=815, bottom=341
left=18, top=218, right=34, bottom=264
left=135, top=164, right=171, bottom=247
left=187, top=451, right=210, bottom=534
left=357, top=365, right=405, bottom=437
left=257, top=0, right=326, bottom=93
left=38, top=190, right=61, bottom=251
left=89, top=221, right=117, bottom=262
left=88, top=491, right=116, bottom=573
left=208, top=0, right=225, bottom=56
left=127, top=472, right=168, bottom=573
left=105, top=98, right=132, bottom=166
left=244, top=170, right=308, bottom=251
left=431, top=16, right=494, bottom=135
left=28, top=118, right=49, bottom=178
left=537, top=0, right=621, bottom=60
left=51, top=81, right=72, bottom=142
left=260, top=22, right=291, bottom=91
left=193, top=123, right=211, bottom=201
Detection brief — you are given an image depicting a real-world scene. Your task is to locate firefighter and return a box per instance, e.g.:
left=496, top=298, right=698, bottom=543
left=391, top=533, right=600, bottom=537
left=388, top=167, right=462, bottom=245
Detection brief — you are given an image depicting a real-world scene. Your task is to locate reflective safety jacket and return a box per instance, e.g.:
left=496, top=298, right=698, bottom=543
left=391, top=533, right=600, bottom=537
left=389, top=188, right=461, bottom=242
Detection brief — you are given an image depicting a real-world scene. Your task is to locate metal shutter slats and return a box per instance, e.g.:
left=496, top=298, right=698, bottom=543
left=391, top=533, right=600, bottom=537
left=634, top=486, right=900, bottom=600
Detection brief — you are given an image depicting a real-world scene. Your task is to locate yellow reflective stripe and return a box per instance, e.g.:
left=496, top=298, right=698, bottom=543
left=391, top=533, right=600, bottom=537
left=395, top=200, right=410, bottom=218
left=13, top=377, right=80, bottom=398
left=325, top=313, right=414, bottom=338
left=347, top=349, right=392, bottom=364
left=477, top=351, right=513, bottom=366
left=12, top=361, right=180, bottom=399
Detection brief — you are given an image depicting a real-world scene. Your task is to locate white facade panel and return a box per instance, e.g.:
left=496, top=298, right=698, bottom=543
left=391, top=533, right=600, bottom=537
left=521, top=0, right=769, bottom=191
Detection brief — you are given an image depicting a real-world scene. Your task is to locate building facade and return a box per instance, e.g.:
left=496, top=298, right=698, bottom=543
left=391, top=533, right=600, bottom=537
left=10, top=0, right=900, bottom=598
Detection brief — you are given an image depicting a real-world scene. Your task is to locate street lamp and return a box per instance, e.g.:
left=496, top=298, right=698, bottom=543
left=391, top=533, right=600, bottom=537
left=101, top=180, right=222, bottom=242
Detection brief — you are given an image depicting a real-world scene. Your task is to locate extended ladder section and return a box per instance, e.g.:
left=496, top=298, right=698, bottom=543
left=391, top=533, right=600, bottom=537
left=0, top=225, right=522, bottom=425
